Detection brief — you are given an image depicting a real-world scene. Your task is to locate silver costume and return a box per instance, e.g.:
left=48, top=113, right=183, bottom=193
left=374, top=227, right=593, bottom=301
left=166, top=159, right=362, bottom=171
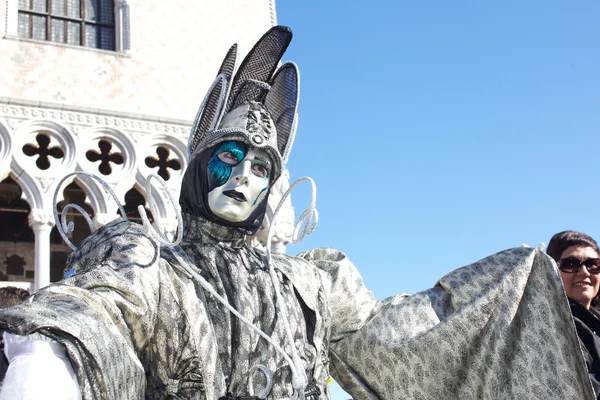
left=0, top=26, right=595, bottom=399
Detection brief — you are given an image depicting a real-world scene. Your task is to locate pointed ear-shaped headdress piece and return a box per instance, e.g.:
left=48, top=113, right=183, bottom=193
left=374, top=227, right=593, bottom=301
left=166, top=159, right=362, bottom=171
left=187, top=26, right=299, bottom=182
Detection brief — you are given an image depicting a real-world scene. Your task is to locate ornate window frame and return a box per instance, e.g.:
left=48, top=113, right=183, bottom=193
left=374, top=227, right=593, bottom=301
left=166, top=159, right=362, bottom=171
left=4, top=0, right=130, bottom=52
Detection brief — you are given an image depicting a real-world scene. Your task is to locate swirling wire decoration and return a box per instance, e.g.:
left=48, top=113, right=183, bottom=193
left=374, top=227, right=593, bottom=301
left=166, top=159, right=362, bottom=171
left=53, top=171, right=129, bottom=251
left=137, top=173, right=183, bottom=247
left=54, top=170, right=317, bottom=400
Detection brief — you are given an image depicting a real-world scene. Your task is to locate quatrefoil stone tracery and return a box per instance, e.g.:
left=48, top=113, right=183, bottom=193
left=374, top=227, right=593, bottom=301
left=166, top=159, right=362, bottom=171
left=22, top=133, right=65, bottom=170
left=86, top=140, right=124, bottom=175
left=145, top=146, right=181, bottom=181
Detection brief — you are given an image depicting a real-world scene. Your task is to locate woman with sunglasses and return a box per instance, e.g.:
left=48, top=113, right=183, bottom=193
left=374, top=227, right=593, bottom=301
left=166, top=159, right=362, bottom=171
left=547, top=230, right=600, bottom=398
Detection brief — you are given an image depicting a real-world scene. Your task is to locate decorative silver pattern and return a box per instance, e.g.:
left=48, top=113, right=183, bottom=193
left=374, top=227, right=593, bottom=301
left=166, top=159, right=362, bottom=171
left=0, top=218, right=594, bottom=399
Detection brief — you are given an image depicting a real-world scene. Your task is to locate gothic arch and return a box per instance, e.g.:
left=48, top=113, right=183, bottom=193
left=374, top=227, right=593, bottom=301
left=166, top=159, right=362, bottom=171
left=122, top=183, right=153, bottom=223
left=136, top=134, right=187, bottom=224
left=54, top=181, right=95, bottom=250
left=11, top=119, right=77, bottom=209
left=77, top=126, right=137, bottom=214
left=0, top=176, right=34, bottom=283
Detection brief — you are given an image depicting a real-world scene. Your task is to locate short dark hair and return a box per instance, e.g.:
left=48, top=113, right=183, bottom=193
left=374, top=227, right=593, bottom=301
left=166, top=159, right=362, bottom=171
left=0, top=287, right=30, bottom=309
left=547, top=230, right=600, bottom=307
left=547, top=230, right=600, bottom=262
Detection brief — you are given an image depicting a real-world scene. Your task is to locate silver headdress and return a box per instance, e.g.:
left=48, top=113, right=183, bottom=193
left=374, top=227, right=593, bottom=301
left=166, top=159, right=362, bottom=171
left=187, top=26, right=299, bottom=182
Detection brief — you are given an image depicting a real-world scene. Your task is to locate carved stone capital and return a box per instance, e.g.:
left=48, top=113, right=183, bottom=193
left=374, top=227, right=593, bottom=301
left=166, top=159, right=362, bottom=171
left=28, top=209, right=55, bottom=229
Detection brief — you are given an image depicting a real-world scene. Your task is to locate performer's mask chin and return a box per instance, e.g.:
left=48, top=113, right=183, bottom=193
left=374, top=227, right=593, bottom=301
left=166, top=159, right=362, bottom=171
left=207, top=141, right=271, bottom=223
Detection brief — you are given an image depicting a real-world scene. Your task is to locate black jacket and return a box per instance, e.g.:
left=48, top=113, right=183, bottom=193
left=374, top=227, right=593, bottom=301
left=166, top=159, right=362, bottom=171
left=570, top=299, right=600, bottom=398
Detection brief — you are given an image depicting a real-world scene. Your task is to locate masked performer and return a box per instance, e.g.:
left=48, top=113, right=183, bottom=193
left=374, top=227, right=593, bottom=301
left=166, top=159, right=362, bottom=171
left=0, top=27, right=595, bottom=400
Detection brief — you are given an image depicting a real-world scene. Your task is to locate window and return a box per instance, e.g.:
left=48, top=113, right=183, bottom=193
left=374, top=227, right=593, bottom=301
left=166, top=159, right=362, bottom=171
left=17, top=0, right=116, bottom=50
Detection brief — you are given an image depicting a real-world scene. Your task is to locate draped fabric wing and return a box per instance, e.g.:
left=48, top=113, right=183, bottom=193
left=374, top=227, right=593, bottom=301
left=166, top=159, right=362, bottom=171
left=301, top=247, right=595, bottom=399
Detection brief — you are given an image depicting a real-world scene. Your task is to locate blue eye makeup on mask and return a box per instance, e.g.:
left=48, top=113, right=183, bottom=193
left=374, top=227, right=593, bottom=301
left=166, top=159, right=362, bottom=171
left=208, top=141, right=248, bottom=188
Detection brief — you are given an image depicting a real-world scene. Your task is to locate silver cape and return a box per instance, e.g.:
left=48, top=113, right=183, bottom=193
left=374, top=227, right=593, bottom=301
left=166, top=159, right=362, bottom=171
left=0, top=213, right=593, bottom=399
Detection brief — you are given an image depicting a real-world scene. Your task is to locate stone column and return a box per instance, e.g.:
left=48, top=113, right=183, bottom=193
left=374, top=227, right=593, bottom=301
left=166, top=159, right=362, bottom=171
left=28, top=209, right=55, bottom=291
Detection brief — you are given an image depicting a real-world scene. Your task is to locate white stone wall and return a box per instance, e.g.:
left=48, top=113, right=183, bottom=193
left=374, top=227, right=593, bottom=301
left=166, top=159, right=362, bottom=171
left=0, top=0, right=274, bottom=121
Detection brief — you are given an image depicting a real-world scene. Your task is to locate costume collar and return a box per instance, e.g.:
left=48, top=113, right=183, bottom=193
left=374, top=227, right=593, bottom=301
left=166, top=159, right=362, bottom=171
left=181, top=212, right=246, bottom=247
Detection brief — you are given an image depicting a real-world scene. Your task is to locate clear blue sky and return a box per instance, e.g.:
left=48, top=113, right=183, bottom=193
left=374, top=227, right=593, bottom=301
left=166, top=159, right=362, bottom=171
left=275, top=1, right=600, bottom=398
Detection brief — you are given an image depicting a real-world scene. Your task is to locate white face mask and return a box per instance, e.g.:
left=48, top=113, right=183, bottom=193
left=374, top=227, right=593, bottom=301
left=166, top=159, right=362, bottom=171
left=207, top=141, right=271, bottom=223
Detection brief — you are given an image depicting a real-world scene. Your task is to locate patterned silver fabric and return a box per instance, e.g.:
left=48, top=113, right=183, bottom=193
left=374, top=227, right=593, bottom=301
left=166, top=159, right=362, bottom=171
left=305, top=248, right=596, bottom=399
left=0, top=215, right=595, bottom=399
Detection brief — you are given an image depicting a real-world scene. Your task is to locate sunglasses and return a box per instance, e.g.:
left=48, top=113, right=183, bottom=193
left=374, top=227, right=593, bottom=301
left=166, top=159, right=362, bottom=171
left=558, top=256, right=600, bottom=274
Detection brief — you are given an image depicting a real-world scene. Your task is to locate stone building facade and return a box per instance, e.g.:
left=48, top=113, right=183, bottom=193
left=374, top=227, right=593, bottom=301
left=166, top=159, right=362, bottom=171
left=0, top=0, right=294, bottom=291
